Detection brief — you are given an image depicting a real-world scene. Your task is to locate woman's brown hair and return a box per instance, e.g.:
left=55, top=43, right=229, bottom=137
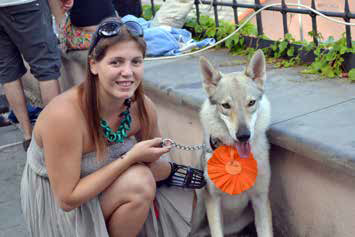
left=78, top=17, right=151, bottom=161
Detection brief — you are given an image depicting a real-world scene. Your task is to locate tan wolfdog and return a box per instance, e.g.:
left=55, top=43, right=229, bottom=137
left=191, top=49, right=273, bottom=237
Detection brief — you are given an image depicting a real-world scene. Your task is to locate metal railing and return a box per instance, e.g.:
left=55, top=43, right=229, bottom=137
left=149, top=0, right=354, bottom=48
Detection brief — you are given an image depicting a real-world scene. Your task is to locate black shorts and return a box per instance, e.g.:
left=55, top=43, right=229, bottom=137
left=0, top=0, right=61, bottom=84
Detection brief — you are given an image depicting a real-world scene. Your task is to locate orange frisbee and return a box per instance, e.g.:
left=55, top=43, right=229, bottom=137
left=207, top=145, right=258, bottom=195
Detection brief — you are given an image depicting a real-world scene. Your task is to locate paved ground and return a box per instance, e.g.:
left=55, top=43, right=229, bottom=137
left=0, top=85, right=27, bottom=235
left=0, top=128, right=27, bottom=236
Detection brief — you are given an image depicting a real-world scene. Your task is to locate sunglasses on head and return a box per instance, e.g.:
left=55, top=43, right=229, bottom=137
left=89, top=21, right=144, bottom=54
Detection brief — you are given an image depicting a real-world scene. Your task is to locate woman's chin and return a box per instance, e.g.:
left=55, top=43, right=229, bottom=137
left=113, top=90, right=134, bottom=100
left=111, top=84, right=139, bottom=99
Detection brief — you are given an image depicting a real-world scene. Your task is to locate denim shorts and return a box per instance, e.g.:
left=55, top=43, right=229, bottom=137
left=0, top=0, right=61, bottom=84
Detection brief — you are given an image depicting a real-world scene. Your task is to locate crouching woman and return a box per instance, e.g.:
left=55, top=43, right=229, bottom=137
left=21, top=17, right=205, bottom=237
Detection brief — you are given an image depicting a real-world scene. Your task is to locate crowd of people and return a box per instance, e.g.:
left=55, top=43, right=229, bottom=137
left=0, top=1, right=206, bottom=236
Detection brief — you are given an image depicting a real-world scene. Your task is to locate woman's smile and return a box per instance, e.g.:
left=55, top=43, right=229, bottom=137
left=115, top=80, right=134, bottom=90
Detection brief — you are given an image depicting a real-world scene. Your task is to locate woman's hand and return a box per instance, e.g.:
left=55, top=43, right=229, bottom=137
left=126, top=138, right=171, bottom=163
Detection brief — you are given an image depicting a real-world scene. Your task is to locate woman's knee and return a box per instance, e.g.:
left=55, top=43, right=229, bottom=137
left=123, top=164, right=156, bottom=202
left=102, top=164, right=156, bottom=204
left=100, top=164, right=156, bottom=219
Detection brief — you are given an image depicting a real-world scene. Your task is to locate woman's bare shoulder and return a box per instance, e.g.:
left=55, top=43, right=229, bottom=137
left=35, top=88, right=85, bottom=144
left=41, top=89, right=82, bottom=122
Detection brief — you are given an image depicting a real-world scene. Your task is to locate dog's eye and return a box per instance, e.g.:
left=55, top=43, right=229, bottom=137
left=248, top=100, right=256, bottom=107
left=221, top=103, right=231, bottom=109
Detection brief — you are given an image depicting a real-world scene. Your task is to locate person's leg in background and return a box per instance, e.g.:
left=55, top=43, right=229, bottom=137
left=3, top=80, right=33, bottom=140
left=39, top=79, right=60, bottom=106
left=0, top=9, right=32, bottom=141
left=31, top=0, right=61, bottom=106
left=16, top=0, right=61, bottom=107
left=0, top=0, right=61, bottom=151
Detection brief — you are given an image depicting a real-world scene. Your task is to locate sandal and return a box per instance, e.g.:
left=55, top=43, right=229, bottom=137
left=0, top=115, right=11, bottom=127
left=158, top=162, right=206, bottom=189
left=0, top=106, right=9, bottom=114
left=0, top=94, right=9, bottom=114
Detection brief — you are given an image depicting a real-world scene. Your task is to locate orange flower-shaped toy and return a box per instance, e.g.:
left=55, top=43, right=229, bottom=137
left=207, top=145, right=258, bottom=195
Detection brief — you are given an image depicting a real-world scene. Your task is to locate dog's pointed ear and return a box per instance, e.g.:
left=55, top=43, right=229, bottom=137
left=200, top=56, right=222, bottom=95
left=245, top=49, right=266, bottom=89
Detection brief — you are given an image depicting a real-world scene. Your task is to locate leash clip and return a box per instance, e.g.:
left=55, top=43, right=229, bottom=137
left=161, top=138, right=174, bottom=147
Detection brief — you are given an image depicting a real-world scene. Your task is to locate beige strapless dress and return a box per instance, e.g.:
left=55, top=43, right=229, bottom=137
left=20, top=137, right=194, bottom=237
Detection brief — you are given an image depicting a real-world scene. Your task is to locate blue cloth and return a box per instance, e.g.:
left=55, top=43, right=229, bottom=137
left=122, top=15, right=216, bottom=57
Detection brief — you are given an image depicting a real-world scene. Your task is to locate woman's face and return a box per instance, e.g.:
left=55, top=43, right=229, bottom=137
left=90, top=40, right=144, bottom=101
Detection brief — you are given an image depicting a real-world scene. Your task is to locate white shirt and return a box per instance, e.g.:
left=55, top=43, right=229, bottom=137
left=0, top=0, right=35, bottom=7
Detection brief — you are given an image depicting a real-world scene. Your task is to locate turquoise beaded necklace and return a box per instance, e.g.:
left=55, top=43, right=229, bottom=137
left=100, top=99, right=132, bottom=143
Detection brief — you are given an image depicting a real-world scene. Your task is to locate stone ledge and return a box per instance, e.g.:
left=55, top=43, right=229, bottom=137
left=143, top=48, right=355, bottom=175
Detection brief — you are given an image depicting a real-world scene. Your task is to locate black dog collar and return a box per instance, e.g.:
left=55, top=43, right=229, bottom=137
left=209, top=136, right=223, bottom=151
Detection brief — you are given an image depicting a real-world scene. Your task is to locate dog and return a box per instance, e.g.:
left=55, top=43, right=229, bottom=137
left=190, top=49, right=273, bottom=237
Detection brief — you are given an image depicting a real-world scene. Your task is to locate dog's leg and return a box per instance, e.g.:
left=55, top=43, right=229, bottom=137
left=250, top=194, right=273, bottom=237
left=205, top=192, right=224, bottom=237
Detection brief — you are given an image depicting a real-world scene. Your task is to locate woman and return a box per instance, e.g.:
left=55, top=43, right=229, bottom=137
left=21, top=17, right=204, bottom=237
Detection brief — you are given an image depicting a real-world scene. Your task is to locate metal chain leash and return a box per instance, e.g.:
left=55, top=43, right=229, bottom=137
left=162, top=138, right=213, bottom=153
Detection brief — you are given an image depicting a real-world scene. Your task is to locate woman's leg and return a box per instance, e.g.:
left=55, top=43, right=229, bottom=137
left=100, top=164, right=156, bottom=237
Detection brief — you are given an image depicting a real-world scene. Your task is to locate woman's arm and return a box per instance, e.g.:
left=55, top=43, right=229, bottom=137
left=39, top=100, right=168, bottom=211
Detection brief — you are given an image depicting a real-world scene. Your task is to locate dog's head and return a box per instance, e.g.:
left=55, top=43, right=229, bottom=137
left=200, top=49, right=268, bottom=157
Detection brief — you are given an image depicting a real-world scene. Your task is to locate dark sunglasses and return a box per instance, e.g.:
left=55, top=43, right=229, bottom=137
left=89, top=21, right=144, bottom=54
